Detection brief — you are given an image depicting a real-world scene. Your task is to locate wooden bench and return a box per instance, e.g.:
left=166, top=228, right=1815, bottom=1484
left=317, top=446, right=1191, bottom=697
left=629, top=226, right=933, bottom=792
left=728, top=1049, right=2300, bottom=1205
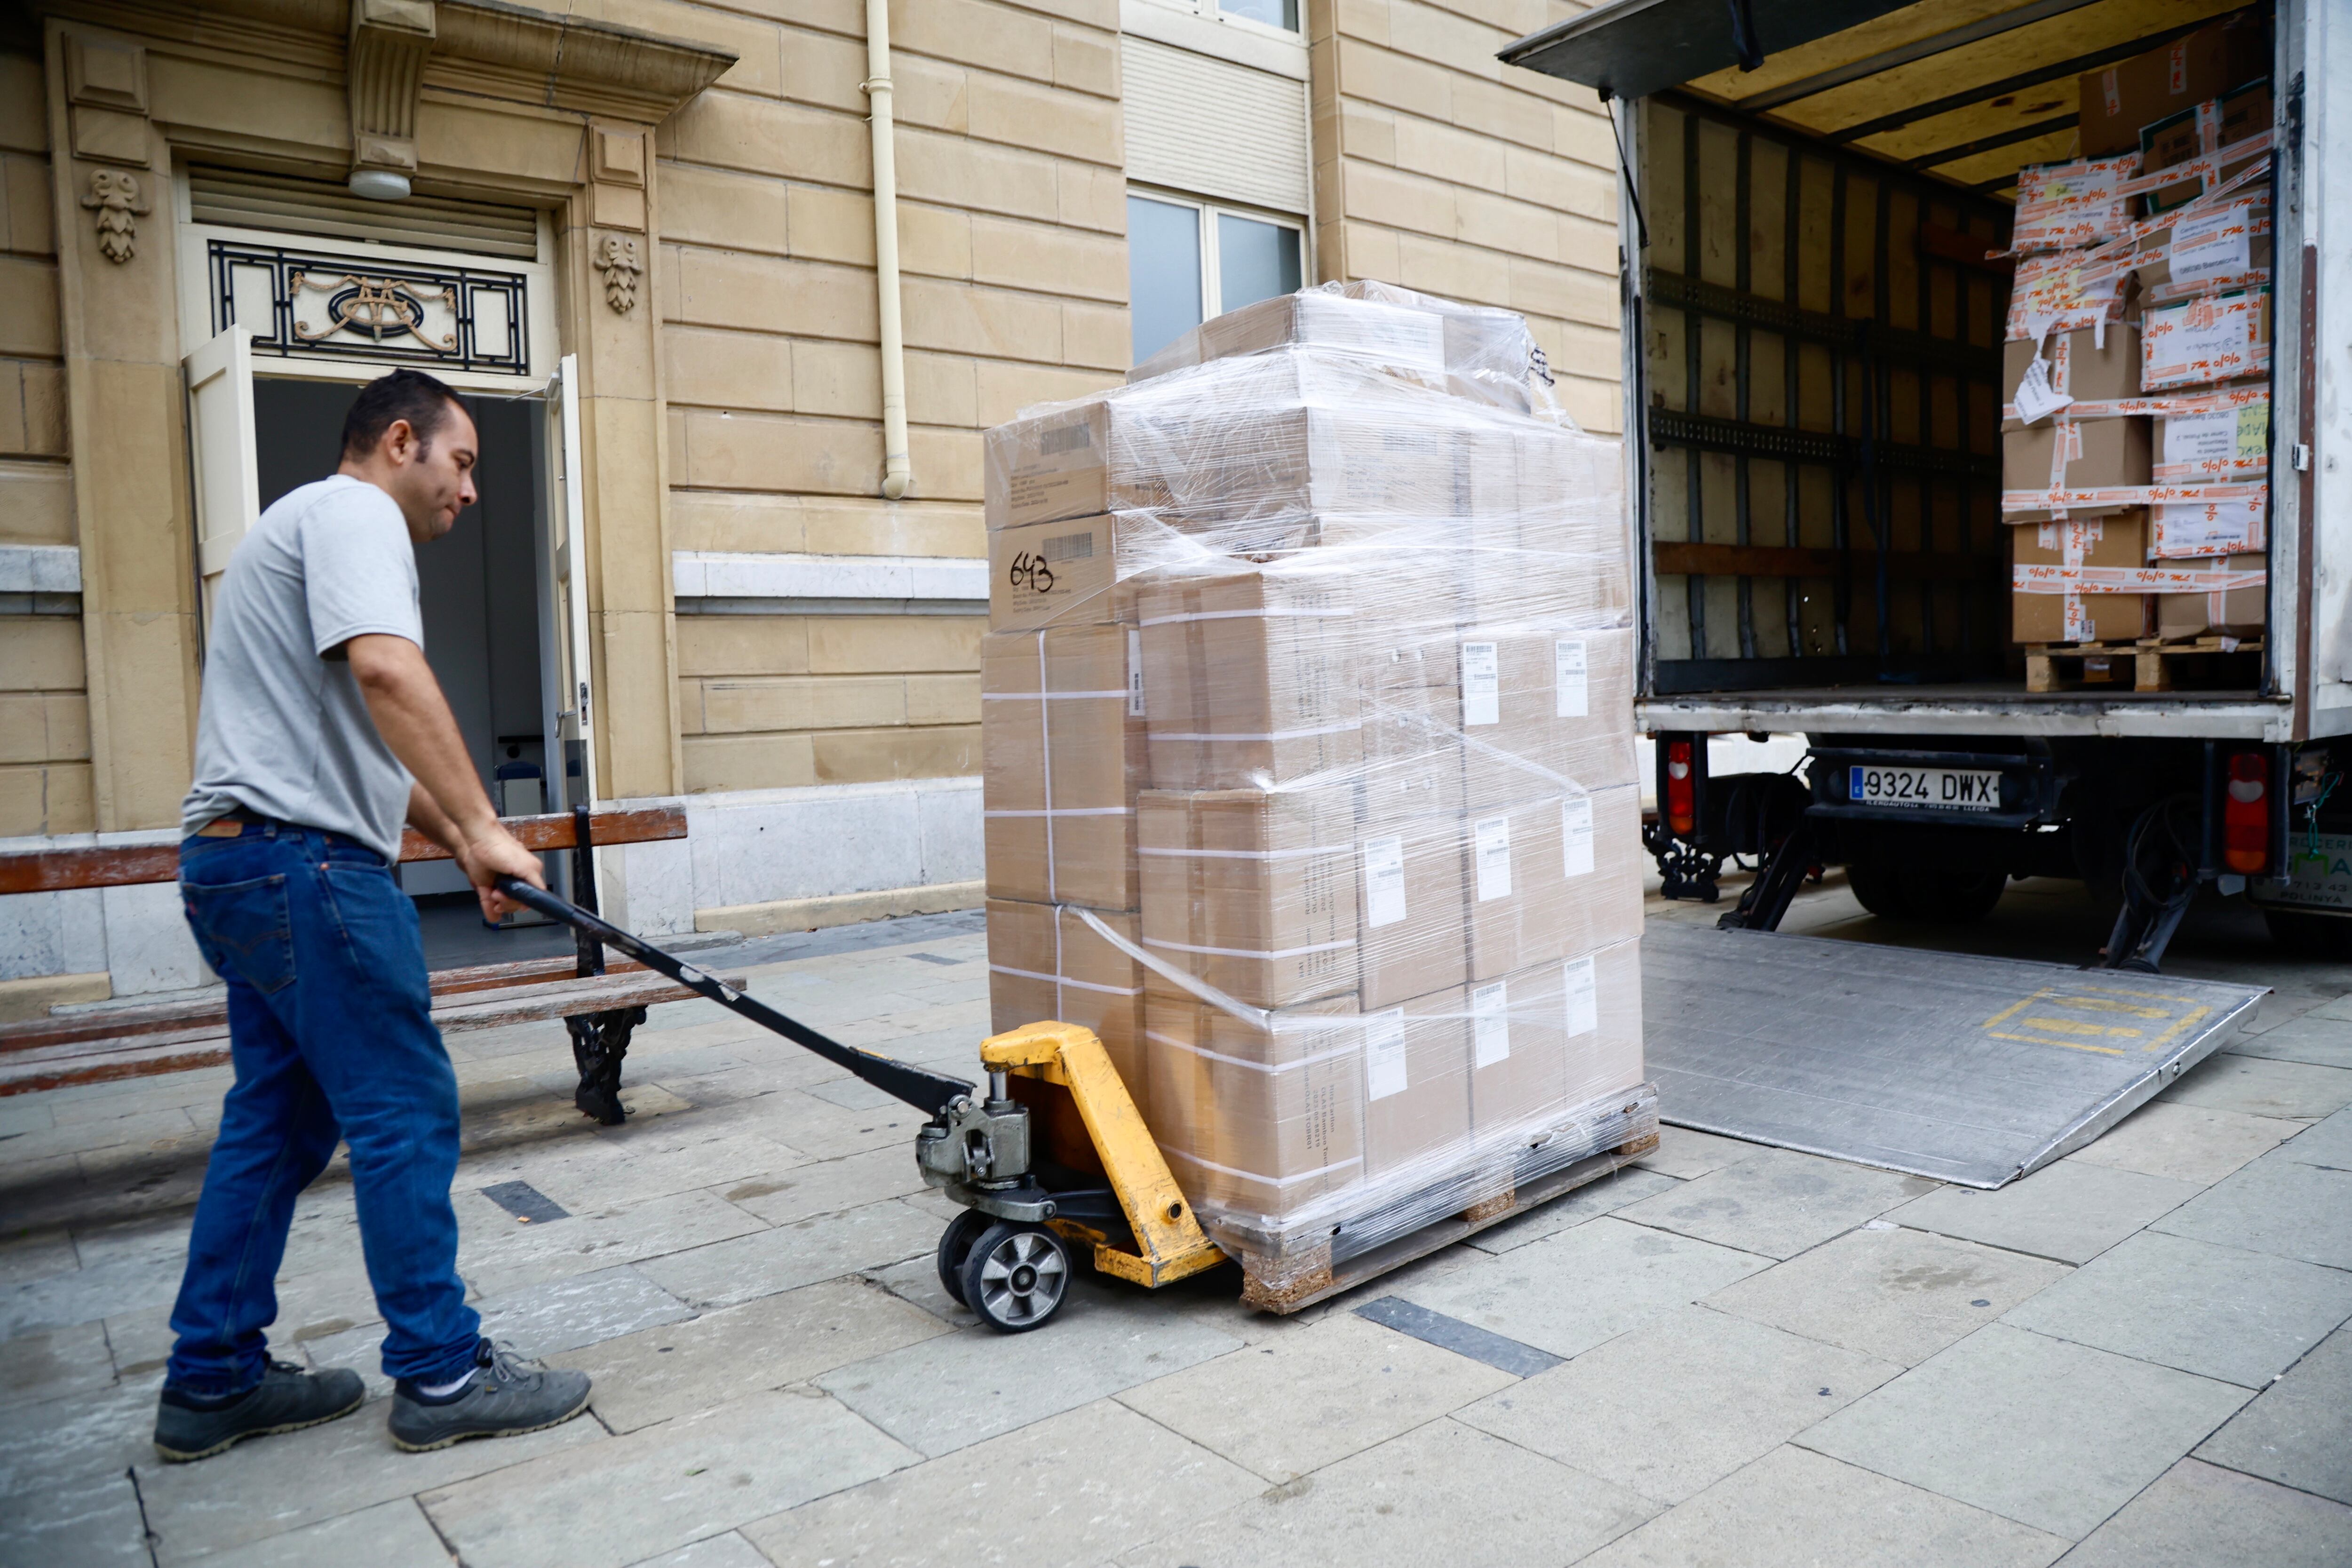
left=0, top=806, right=740, bottom=1124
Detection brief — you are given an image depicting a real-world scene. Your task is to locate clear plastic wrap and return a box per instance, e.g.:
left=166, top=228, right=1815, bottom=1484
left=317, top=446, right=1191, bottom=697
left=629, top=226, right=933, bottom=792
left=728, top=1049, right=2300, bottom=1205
left=980, top=287, right=1650, bottom=1297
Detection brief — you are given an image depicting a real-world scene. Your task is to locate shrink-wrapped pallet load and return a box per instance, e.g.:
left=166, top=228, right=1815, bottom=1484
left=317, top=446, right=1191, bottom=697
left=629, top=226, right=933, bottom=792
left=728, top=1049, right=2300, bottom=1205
left=981, top=283, right=1654, bottom=1305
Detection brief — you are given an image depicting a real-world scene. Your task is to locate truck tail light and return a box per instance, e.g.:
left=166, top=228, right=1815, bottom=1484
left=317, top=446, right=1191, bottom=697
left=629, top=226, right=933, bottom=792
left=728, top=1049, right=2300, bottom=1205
left=1665, top=740, right=1696, bottom=836
left=2224, top=752, right=2269, bottom=873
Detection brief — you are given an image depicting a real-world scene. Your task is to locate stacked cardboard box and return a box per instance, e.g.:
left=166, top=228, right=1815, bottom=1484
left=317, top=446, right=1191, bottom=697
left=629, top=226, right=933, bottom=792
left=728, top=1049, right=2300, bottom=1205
left=982, top=282, right=1645, bottom=1275
left=2003, top=8, right=2272, bottom=653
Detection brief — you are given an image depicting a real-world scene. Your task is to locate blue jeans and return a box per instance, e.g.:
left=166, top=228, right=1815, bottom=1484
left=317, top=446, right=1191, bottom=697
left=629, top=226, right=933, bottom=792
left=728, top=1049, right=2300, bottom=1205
left=166, top=822, right=480, bottom=1394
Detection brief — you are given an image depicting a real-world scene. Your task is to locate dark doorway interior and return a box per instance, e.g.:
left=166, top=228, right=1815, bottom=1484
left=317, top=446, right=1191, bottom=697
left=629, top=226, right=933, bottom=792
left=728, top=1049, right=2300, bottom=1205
left=249, top=377, right=567, bottom=964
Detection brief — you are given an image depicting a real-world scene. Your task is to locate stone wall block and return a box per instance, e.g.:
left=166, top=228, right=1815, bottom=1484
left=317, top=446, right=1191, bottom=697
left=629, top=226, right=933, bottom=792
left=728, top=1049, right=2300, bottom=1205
left=965, top=72, right=1121, bottom=165
left=969, top=215, right=1125, bottom=302
left=0, top=459, right=72, bottom=542
left=657, top=162, right=789, bottom=254
left=812, top=724, right=978, bottom=784
left=682, top=731, right=818, bottom=793
left=662, top=325, right=794, bottom=413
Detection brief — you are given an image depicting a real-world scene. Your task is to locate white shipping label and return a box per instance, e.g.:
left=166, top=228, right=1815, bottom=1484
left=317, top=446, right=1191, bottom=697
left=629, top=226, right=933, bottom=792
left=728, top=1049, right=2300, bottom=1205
left=2011, top=355, right=2074, bottom=425
left=1366, top=1008, right=1410, bottom=1100
left=1554, top=637, right=1589, bottom=717
left=1363, top=835, right=1408, bottom=927
left=1461, top=641, right=1501, bottom=726
left=1562, top=795, right=1596, bottom=877
left=2163, top=406, right=2243, bottom=466
left=1473, top=815, right=1513, bottom=902
left=2168, top=302, right=2251, bottom=365
left=2153, top=496, right=2265, bottom=555
left=1472, top=981, right=1510, bottom=1068
left=2168, top=206, right=2254, bottom=287
left=1564, top=955, right=1599, bottom=1038
left=1126, top=629, right=1145, bottom=717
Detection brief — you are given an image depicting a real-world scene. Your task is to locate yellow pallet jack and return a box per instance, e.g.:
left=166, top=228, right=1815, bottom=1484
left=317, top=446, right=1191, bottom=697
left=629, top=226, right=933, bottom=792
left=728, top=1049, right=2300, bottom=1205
left=497, top=876, right=1224, bottom=1330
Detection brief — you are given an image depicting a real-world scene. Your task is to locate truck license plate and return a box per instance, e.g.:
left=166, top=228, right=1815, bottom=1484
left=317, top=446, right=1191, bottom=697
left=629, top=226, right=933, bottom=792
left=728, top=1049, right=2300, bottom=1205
left=1848, top=765, right=2001, bottom=811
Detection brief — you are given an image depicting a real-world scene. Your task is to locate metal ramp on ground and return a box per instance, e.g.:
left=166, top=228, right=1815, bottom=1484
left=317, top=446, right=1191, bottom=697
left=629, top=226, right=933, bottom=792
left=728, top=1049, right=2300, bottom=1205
left=1641, top=923, right=2269, bottom=1189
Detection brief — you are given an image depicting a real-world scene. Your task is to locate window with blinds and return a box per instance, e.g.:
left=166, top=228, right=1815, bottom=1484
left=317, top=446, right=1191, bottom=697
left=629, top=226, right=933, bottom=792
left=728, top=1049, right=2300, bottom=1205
left=1120, top=36, right=1309, bottom=217
left=188, top=167, right=541, bottom=260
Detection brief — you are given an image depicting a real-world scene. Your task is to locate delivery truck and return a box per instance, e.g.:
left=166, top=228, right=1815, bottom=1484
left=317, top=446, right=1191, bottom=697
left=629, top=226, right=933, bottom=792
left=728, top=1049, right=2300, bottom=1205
left=1500, top=0, right=2350, bottom=968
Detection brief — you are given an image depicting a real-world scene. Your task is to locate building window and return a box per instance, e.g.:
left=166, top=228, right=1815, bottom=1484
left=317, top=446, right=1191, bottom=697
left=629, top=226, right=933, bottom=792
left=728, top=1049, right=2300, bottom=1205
left=1128, top=192, right=1303, bottom=365
left=1217, top=0, right=1297, bottom=31
left=1137, top=0, right=1300, bottom=37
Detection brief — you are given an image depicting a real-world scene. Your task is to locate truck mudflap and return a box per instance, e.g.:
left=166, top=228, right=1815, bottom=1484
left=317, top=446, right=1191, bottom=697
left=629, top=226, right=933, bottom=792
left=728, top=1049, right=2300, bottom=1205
left=2249, top=745, right=2350, bottom=917
left=1643, top=923, right=2268, bottom=1188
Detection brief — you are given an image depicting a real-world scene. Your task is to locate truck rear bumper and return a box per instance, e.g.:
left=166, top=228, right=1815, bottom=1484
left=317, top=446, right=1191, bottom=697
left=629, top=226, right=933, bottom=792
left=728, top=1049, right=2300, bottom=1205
left=1639, top=692, right=2294, bottom=742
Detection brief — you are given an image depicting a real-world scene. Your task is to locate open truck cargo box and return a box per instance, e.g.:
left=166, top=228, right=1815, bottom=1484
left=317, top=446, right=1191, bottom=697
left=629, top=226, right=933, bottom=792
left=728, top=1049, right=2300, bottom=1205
left=1501, top=0, right=2352, bottom=746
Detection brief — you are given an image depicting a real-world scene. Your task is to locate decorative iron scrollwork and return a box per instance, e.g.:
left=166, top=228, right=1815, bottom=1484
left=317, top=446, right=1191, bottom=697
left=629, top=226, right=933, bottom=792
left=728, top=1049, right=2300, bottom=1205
left=207, top=239, right=530, bottom=374
left=290, top=272, right=458, bottom=350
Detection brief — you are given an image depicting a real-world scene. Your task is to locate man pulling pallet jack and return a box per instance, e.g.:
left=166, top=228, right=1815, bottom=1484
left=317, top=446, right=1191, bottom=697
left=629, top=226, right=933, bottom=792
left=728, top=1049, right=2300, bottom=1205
left=155, top=370, right=591, bottom=1461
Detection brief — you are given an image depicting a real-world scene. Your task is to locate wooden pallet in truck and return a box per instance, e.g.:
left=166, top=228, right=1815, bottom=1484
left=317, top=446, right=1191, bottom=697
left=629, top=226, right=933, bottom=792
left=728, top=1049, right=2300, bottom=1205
left=2024, top=637, right=2264, bottom=694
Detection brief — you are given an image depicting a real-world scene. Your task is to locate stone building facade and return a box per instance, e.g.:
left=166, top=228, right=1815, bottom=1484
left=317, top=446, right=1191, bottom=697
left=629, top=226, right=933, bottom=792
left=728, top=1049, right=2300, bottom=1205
left=0, top=0, right=1619, bottom=1011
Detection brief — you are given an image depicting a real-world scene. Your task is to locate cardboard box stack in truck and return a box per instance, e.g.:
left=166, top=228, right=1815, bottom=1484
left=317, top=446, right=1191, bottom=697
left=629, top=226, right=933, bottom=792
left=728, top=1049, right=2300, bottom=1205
left=1492, top=0, right=2349, bottom=963
left=978, top=284, right=1656, bottom=1302
left=2002, top=11, right=2277, bottom=673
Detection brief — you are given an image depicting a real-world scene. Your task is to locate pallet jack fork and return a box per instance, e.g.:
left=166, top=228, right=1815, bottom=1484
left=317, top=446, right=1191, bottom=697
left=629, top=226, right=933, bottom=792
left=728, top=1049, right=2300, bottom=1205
left=494, top=876, right=1224, bottom=1331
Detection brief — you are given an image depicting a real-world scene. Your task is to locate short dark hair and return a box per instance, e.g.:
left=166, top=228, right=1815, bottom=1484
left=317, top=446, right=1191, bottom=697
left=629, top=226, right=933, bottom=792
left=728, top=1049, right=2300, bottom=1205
left=340, top=368, right=470, bottom=461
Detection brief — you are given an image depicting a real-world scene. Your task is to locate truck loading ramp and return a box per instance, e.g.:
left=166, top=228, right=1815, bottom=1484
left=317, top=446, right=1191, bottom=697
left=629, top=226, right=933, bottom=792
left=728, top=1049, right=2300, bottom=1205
left=1642, top=924, right=2268, bottom=1188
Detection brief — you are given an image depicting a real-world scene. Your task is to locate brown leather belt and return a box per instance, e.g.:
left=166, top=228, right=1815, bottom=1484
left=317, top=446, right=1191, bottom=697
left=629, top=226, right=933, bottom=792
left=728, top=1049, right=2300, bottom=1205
left=194, top=807, right=276, bottom=838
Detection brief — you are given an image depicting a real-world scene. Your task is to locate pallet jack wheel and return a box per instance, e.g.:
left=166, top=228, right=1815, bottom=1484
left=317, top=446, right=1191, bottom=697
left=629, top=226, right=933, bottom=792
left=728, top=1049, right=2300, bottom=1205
left=935, top=1209, right=992, bottom=1308
left=959, top=1221, right=1071, bottom=1333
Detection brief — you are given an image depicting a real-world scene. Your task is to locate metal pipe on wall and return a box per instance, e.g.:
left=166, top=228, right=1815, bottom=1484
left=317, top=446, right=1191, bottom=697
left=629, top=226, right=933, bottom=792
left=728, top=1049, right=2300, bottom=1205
left=864, top=0, right=912, bottom=500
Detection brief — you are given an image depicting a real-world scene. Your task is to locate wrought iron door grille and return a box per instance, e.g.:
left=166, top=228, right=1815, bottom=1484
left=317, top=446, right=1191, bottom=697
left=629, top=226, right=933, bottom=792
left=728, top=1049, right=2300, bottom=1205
left=207, top=240, right=531, bottom=375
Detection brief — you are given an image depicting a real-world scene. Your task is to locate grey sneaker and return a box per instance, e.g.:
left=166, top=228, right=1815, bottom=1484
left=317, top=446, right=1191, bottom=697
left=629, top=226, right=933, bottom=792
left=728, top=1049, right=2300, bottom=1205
left=153, top=1359, right=366, bottom=1462
left=386, top=1339, right=591, bottom=1452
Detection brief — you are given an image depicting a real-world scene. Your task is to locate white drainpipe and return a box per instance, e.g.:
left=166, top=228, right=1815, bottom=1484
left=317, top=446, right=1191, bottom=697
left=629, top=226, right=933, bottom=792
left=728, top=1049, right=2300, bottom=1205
left=864, top=0, right=912, bottom=501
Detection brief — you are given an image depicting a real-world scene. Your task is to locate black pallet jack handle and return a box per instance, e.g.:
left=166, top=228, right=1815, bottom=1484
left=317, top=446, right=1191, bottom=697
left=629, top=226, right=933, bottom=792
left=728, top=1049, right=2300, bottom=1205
left=494, top=875, right=975, bottom=1117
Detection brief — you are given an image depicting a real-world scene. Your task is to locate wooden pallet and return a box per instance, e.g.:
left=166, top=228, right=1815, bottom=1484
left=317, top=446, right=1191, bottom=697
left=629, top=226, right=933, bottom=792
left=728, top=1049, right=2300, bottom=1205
left=2025, top=637, right=2264, bottom=694
left=1232, top=1087, right=1661, bottom=1314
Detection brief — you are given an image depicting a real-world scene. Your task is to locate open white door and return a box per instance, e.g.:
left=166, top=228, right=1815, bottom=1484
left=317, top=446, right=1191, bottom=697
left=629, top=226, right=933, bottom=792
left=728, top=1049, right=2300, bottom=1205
left=545, top=353, right=597, bottom=809
left=185, top=326, right=258, bottom=635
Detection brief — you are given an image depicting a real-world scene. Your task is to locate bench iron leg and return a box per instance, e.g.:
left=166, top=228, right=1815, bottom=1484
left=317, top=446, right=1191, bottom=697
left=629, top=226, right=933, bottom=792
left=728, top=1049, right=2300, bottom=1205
left=567, top=1006, right=647, bottom=1125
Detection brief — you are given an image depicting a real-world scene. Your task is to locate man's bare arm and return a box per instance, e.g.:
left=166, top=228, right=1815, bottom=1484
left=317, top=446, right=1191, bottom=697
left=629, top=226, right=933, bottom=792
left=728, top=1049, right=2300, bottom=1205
left=345, top=632, right=544, bottom=917
left=406, top=783, right=463, bottom=855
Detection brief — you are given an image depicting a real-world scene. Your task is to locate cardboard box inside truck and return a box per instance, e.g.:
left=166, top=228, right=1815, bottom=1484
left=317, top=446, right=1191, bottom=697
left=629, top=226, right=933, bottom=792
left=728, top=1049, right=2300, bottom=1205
left=2011, top=512, right=2155, bottom=645
left=2001, top=417, right=2152, bottom=519
left=2140, top=78, right=2273, bottom=215
left=2001, top=327, right=2144, bottom=425
left=2157, top=553, right=2267, bottom=640
left=2075, top=10, right=2270, bottom=158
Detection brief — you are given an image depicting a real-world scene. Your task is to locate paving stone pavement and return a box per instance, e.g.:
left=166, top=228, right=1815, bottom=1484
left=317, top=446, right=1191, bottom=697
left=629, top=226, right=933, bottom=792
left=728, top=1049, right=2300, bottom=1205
left=0, top=890, right=2347, bottom=1568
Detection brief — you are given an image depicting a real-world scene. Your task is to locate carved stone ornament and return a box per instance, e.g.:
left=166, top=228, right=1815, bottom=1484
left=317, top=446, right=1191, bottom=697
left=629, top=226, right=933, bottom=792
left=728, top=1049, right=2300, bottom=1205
left=596, top=233, right=643, bottom=314
left=80, top=169, right=149, bottom=263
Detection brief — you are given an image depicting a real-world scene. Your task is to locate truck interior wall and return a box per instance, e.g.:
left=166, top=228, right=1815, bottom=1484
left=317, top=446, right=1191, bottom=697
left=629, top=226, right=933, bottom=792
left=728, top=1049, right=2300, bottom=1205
left=1640, top=96, right=2013, bottom=696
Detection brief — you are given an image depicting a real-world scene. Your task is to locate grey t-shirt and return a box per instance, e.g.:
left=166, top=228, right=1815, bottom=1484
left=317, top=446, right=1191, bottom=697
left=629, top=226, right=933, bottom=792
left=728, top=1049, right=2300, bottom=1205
left=181, top=475, right=422, bottom=860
